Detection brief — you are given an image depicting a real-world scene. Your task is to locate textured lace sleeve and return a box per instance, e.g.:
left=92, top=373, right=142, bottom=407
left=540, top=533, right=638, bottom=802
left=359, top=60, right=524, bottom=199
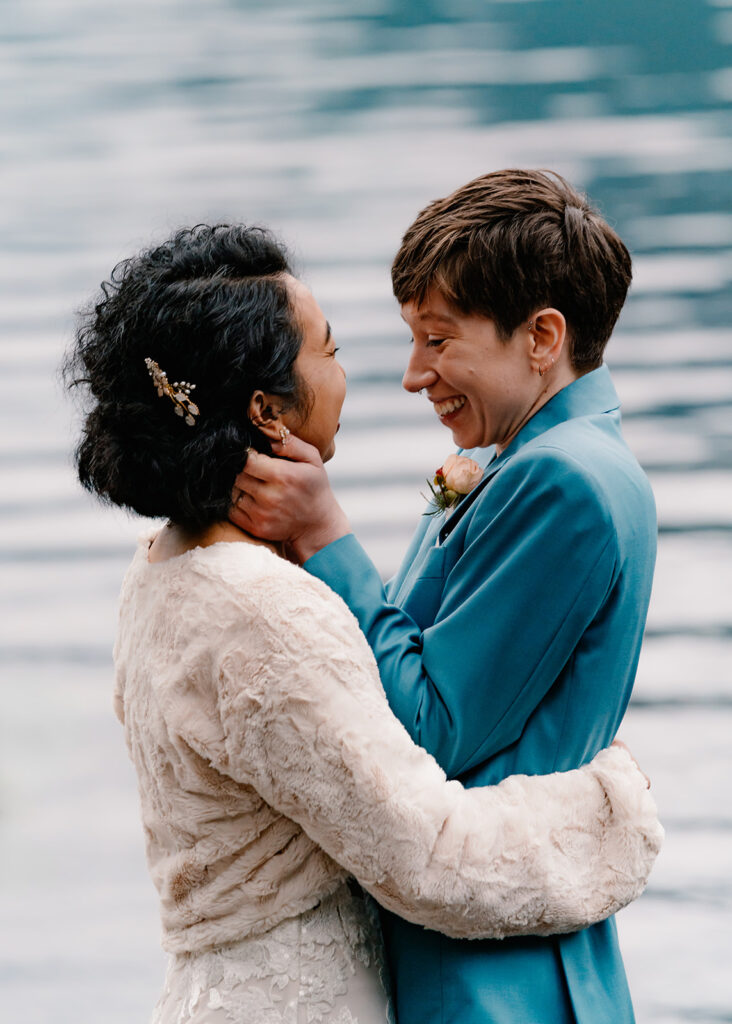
left=215, top=569, right=663, bottom=940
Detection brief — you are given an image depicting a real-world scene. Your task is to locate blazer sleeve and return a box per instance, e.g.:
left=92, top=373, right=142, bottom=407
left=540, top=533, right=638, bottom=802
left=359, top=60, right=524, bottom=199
left=305, top=448, right=621, bottom=778
left=211, top=568, right=662, bottom=941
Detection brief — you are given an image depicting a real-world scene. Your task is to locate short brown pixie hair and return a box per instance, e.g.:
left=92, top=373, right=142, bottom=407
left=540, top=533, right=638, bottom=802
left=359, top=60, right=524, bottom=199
left=391, top=169, right=632, bottom=371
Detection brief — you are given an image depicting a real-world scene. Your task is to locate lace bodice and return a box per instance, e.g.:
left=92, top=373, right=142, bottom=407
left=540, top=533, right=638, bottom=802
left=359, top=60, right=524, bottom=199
left=152, top=881, right=393, bottom=1024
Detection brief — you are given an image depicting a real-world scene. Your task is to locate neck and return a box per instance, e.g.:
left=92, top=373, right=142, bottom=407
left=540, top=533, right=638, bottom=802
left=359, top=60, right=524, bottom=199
left=148, top=520, right=283, bottom=563
left=495, top=365, right=580, bottom=455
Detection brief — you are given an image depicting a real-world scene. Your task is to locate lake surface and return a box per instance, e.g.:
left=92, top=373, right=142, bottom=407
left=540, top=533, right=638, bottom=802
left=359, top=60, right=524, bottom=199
left=1, top=1, right=731, bottom=1020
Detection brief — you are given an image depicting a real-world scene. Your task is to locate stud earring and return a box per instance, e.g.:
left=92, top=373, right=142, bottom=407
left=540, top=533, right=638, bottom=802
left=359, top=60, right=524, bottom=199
left=279, top=425, right=290, bottom=446
left=527, top=319, right=534, bottom=331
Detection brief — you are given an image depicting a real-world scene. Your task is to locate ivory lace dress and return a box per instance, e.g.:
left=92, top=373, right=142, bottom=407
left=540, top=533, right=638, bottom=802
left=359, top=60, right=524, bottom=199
left=113, top=536, right=662, bottom=1024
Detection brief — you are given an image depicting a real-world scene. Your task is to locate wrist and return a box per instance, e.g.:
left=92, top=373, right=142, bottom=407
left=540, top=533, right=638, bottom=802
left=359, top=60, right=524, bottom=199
left=290, top=506, right=351, bottom=564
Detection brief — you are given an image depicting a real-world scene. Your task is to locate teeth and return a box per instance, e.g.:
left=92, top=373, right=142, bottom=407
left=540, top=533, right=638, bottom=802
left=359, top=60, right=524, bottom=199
left=434, top=396, right=466, bottom=416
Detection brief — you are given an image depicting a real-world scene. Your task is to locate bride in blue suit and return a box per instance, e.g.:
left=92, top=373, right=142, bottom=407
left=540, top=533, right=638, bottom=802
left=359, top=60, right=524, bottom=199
left=234, top=169, right=658, bottom=1023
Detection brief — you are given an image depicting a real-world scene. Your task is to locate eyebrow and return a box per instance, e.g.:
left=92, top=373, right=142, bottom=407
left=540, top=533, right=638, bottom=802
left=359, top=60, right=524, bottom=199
left=417, top=310, right=457, bottom=324
left=400, top=309, right=457, bottom=325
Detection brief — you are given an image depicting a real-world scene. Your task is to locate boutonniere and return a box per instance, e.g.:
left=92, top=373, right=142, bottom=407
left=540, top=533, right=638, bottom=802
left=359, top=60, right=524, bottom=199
left=424, top=453, right=484, bottom=516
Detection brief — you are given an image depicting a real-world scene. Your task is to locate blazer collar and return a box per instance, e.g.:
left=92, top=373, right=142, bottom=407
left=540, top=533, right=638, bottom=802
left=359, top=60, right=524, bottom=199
left=438, top=365, right=620, bottom=543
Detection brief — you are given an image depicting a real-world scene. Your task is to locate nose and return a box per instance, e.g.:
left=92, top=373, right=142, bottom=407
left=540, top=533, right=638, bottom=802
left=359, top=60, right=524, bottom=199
left=402, top=344, right=438, bottom=393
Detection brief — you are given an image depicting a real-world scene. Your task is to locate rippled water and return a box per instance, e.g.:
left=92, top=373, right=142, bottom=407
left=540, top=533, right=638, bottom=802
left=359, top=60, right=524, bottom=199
left=1, top=2, right=731, bottom=1021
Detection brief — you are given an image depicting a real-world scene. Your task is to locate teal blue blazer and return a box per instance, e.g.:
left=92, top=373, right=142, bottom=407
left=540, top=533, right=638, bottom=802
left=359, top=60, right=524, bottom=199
left=305, top=366, right=657, bottom=1024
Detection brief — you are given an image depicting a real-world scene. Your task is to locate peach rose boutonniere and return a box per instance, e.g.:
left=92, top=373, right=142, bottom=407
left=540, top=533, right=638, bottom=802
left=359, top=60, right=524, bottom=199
left=424, top=453, right=484, bottom=516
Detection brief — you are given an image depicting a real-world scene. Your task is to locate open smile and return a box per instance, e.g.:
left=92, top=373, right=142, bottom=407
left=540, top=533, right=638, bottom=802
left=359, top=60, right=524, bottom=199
left=433, top=395, right=466, bottom=420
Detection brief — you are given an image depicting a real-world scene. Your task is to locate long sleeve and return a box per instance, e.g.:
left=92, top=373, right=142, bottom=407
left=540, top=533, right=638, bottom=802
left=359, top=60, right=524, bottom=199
left=306, top=449, right=625, bottom=779
left=208, top=566, right=662, bottom=942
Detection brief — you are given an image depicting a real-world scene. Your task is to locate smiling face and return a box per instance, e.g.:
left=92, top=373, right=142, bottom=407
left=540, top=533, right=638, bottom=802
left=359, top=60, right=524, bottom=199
left=401, top=288, right=560, bottom=452
left=282, top=276, right=346, bottom=462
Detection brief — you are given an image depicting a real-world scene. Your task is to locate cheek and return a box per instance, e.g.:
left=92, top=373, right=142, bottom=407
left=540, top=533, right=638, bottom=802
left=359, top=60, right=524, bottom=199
left=322, top=368, right=346, bottom=418
left=335, top=374, right=347, bottom=413
left=447, top=357, right=482, bottom=395
left=300, top=381, right=339, bottom=444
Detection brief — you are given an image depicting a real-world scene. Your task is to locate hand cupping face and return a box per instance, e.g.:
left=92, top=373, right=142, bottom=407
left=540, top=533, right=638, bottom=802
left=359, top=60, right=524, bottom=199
left=230, top=437, right=351, bottom=561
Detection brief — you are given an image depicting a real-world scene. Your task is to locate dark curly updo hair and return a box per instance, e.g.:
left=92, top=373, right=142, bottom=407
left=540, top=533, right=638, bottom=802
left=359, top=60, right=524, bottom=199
left=65, top=224, right=308, bottom=529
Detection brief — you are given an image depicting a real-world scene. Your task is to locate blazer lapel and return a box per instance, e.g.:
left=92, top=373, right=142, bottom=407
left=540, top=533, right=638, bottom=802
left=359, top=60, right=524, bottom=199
left=437, top=452, right=501, bottom=544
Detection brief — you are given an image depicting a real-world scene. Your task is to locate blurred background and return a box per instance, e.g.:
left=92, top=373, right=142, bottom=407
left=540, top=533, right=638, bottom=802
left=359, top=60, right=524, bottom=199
left=1, top=1, right=731, bottom=1020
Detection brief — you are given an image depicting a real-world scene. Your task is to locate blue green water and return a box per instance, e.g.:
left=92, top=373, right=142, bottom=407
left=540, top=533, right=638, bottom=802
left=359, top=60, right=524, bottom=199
left=1, top=2, right=730, bottom=1020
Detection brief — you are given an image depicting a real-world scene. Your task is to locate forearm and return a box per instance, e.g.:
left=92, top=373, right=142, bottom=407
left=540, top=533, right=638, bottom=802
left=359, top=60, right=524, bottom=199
left=304, top=534, right=462, bottom=770
left=399, top=745, right=663, bottom=941
left=227, top=672, right=661, bottom=939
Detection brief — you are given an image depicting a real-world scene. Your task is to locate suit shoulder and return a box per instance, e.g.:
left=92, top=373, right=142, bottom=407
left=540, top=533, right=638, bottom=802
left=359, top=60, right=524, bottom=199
left=497, top=441, right=615, bottom=510
left=470, top=441, right=620, bottom=555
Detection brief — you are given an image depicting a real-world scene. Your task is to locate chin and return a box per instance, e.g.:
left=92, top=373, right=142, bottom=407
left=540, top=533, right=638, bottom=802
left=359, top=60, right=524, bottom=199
left=321, top=441, right=336, bottom=463
left=450, top=422, right=490, bottom=450
left=450, top=427, right=474, bottom=449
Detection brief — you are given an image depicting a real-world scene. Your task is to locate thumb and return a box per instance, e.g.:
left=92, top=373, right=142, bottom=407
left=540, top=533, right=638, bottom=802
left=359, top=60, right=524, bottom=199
left=271, top=432, right=323, bottom=466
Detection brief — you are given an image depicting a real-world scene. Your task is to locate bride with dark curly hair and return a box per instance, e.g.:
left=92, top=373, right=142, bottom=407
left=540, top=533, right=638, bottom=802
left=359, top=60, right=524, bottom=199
left=66, top=224, right=661, bottom=1024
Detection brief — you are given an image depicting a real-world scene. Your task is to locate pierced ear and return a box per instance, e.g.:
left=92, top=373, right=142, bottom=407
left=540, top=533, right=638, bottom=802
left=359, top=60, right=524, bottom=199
left=247, top=391, right=284, bottom=441
left=527, top=308, right=567, bottom=374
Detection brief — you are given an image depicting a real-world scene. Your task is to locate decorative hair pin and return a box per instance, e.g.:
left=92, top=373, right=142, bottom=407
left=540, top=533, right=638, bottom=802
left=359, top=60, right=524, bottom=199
left=144, top=357, right=200, bottom=426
